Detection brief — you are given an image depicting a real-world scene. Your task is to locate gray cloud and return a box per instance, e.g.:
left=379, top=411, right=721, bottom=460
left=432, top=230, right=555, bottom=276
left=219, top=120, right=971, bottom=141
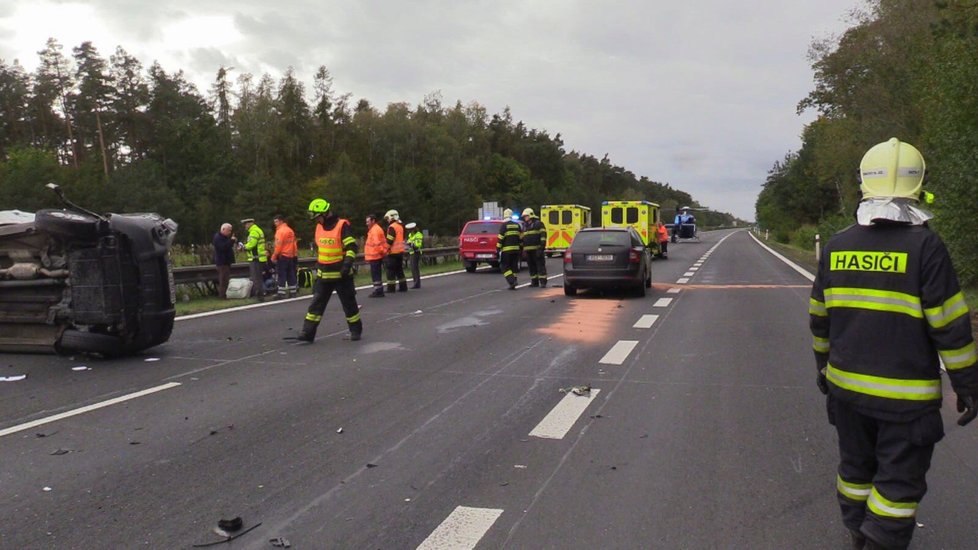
left=0, top=0, right=857, bottom=219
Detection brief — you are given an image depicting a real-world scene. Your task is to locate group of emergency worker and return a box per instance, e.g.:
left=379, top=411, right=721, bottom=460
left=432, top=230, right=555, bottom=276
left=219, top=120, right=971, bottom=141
left=496, top=207, right=548, bottom=290
left=255, top=138, right=978, bottom=550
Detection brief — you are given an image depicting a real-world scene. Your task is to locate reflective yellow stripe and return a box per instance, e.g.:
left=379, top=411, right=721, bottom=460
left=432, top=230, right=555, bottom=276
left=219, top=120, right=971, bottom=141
left=346, top=313, right=361, bottom=323
left=345, top=250, right=356, bottom=258
left=867, top=487, right=917, bottom=519
left=503, top=270, right=514, bottom=277
left=924, top=291, right=969, bottom=329
left=826, top=364, right=941, bottom=401
left=500, top=246, right=520, bottom=252
left=317, top=269, right=341, bottom=280
left=824, top=287, right=922, bottom=318
left=813, top=336, right=829, bottom=353
left=837, top=475, right=871, bottom=502
left=504, top=231, right=521, bottom=236
left=524, top=245, right=540, bottom=250
left=939, top=342, right=977, bottom=370
left=305, top=313, right=322, bottom=322
left=342, top=236, right=356, bottom=246
left=809, top=298, right=827, bottom=317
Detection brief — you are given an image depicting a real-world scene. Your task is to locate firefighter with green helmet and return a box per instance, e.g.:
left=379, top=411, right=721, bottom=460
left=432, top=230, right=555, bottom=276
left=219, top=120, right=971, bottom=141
left=295, top=198, right=362, bottom=343
left=810, top=138, right=977, bottom=550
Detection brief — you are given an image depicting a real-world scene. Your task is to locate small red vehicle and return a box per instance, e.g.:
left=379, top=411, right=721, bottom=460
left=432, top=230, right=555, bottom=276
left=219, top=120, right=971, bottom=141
left=459, top=219, right=505, bottom=272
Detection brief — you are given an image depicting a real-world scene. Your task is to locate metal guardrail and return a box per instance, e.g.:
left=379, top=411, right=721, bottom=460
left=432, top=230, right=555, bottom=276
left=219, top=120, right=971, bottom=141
left=172, top=246, right=460, bottom=286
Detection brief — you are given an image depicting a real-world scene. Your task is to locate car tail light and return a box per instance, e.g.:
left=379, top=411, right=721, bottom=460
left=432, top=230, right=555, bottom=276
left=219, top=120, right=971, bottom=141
left=564, top=250, right=572, bottom=264
left=629, top=248, right=642, bottom=263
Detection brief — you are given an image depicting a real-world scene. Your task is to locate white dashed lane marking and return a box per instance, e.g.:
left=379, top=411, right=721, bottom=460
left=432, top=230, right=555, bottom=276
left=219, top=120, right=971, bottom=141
left=417, top=506, right=504, bottom=550
left=653, top=298, right=673, bottom=308
left=599, top=340, right=639, bottom=365
left=0, top=382, right=182, bottom=438
left=633, top=314, right=659, bottom=329
left=683, top=271, right=694, bottom=277
left=676, top=278, right=690, bottom=284
left=529, top=388, right=602, bottom=439
left=667, top=288, right=681, bottom=294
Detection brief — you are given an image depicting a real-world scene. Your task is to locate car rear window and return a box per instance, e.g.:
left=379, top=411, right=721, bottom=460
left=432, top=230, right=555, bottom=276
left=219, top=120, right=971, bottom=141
left=562, top=210, right=572, bottom=224
left=463, top=222, right=500, bottom=234
left=573, top=231, right=630, bottom=248
left=548, top=211, right=559, bottom=225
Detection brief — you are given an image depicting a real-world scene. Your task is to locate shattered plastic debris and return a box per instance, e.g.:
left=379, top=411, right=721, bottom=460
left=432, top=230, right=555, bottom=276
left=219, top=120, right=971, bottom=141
left=217, top=517, right=243, bottom=532
left=144, top=357, right=160, bottom=362
left=916, top=522, right=925, bottom=528
left=514, top=464, right=527, bottom=469
left=269, top=537, right=292, bottom=548
left=366, top=463, right=378, bottom=468
left=71, top=366, right=91, bottom=371
left=559, top=384, right=591, bottom=396
left=192, top=519, right=262, bottom=548
left=336, top=428, right=344, bottom=434
left=413, top=310, right=423, bottom=314
left=50, top=448, right=73, bottom=455
left=0, top=374, right=27, bottom=382
left=42, top=486, right=52, bottom=492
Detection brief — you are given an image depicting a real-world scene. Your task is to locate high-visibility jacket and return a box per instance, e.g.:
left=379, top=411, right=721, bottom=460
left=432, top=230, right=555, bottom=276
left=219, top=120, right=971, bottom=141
left=407, top=230, right=423, bottom=255
left=387, top=221, right=405, bottom=255
left=496, top=220, right=522, bottom=253
left=271, top=222, right=297, bottom=261
left=522, top=218, right=545, bottom=251
left=365, top=223, right=388, bottom=261
left=656, top=224, right=669, bottom=243
left=314, top=216, right=357, bottom=280
left=810, top=223, right=977, bottom=421
left=244, top=224, right=267, bottom=262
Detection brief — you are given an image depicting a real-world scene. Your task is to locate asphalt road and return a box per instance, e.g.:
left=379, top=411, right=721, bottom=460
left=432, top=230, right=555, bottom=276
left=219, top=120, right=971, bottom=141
left=1, top=230, right=976, bottom=549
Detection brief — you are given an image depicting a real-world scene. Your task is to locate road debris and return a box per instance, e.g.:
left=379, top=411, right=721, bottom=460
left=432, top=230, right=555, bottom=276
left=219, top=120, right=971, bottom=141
left=366, top=463, right=378, bottom=468
left=50, top=448, right=74, bottom=455
left=269, top=537, right=292, bottom=548
left=559, top=384, right=591, bottom=396
left=191, top=520, right=262, bottom=548
left=0, top=374, right=27, bottom=382
left=42, top=486, right=52, bottom=491
left=144, top=357, right=160, bottom=362
left=71, top=366, right=91, bottom=371
left=413, top=310, right=423, bottom=314
left=36, top=431, right=58, bottom=438
left=336, top=427, right=344, bottom=434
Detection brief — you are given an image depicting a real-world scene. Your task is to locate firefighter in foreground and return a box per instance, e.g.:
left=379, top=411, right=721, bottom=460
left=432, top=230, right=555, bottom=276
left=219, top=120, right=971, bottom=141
left=497, top=208, right=522, bottom=290
left=384, top=209, right=408, bottom=293
left=521, top=208, right=547, bottom=287
left=809, top=138, right=977, bottom=550
left=296, top=198, right=362, bottom=343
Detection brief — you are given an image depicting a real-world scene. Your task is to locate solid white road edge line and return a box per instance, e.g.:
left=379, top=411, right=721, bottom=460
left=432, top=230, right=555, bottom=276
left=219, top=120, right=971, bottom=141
left=653, top=298, right=673, bottom=308
left=747, top=232, right=815, bottom=282
left=599, top=340, right=639, bottom=365
left=633, top=314, right=660, bottom=329
left=417, top=506, right=504, bottom=550
left=529, top=388, right=602, bottom=439
left=0, top=382, right=182, bottom=438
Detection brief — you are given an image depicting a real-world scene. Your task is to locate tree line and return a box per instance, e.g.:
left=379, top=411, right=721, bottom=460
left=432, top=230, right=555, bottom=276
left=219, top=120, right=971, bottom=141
left=0, top=38, right=737, bottom=248
left=756, top=0, right=978, bottom=285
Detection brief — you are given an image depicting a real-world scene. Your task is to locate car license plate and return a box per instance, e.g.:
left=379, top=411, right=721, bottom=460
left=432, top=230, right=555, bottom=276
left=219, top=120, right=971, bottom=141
left=588, top=254, right=614, bottom=262
left=476, top=253, right=495, bottom=259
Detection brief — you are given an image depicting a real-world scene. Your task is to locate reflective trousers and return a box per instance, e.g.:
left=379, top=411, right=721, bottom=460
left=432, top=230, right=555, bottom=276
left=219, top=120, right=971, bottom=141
left=276, top=256, right=297, bottom=295
left=385, top=254, right=407, bottom=292
left=830, top=397, right=943, bottom=550
left=302, top=275, right=362, bottom=338
left=525, top=249, right=547, bottom=286
left=500, top=251, right=519, bottom=287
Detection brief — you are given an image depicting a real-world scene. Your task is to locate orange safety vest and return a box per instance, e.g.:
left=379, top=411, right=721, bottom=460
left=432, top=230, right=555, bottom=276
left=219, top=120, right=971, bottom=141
left=365, top=223, right=388, bottom=261
left=389, top=222, right=406, bottom=254
left=272, top=223, right=298, bottom=261
left=315, top=219, right=349, bottom=265
left=656, top=224, right=669, bottom=243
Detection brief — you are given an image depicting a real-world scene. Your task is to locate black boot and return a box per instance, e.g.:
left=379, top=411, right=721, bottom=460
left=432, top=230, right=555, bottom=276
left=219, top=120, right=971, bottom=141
left=412, top=283, right=420, bottom=289
left=369, top=290, right=385, bottom=298
left=399, top=282, right=408, bottom=292
left=849, top=530, right=866, bottom=550
left=296, top=320, right=318, bottom=342
left=387, top=284, right=396, bottom=293
left=349, top=321, right=362, bottom=341
left=863, top=538, right=891, bottom=550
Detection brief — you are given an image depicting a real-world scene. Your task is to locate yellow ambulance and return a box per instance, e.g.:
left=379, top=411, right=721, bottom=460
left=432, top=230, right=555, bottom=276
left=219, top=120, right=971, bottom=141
left=541, top=204, right=591, bottom=257
left=601, top=200, right=662, bottom=255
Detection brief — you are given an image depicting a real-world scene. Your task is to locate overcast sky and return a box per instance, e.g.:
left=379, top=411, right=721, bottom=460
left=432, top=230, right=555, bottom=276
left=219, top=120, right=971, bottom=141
left=0, top=0, right=862, bottom=220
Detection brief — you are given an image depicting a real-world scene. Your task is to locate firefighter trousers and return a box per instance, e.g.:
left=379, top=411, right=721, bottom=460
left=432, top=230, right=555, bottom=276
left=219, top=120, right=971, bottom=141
left=830, top=397, right=943, bottom=550
left=385, top=254, right=407, bottom=292
left=500, top=251, right=519, bottom=287
left=302, top=275, right=362, bottom=338
left=525, top=249, right=547, bottom=286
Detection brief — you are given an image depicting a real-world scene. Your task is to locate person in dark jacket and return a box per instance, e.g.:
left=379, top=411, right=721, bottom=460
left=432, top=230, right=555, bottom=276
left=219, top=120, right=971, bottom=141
left=810, top=138, right=977, bottom=550
left=213, top=223, right=236, bottom=299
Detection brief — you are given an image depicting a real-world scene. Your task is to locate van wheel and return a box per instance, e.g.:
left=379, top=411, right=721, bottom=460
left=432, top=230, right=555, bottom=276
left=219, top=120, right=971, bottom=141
left=464, top=261, right=476, bottom=273
left=564, top=283, right=577, bottom=296
left=35, top=209, right=100, bottom=241
left=57, top=329, right=123, bottom=356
